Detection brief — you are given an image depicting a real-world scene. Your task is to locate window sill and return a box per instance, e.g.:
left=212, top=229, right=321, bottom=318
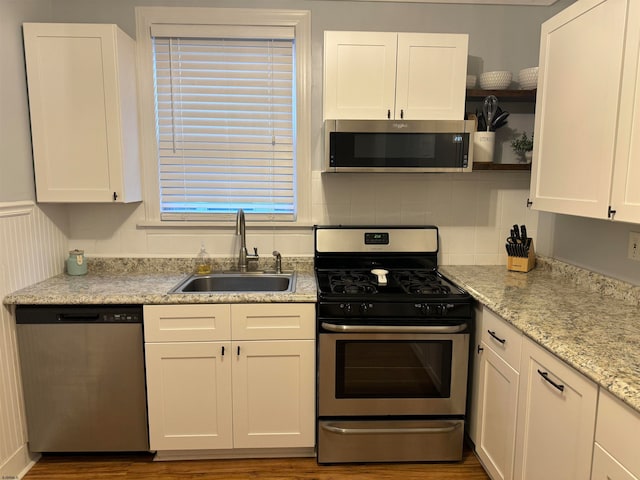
left=136, top=220, right=315, bottom=229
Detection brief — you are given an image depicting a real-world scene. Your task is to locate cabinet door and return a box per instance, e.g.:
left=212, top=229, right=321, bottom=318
left=395, top=33, right=467, bottom=120
left=515, top=338, right=598, bottom=480
left=22, top=23, right=140, bottom=203
left=610, top=0, right=640, bottom=223
left=529, top=0, right=627, bottom=218
left=475, top=342, right=520, bottom=480
left=595, top=389, right=640, bottom=478
left=145, top=342, right=233, bottom=451
left=323, top=31, right=397, bottom=120
left=592, top=444, right=639, bottom=480
left=232, top=340, right=315, bottom=449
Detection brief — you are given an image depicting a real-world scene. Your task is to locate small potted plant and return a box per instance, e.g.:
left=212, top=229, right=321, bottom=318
left=511, top=131, right=534, bottom=163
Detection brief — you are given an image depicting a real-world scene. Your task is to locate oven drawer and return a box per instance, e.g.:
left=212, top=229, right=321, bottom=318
left=317, top=419, right=464, bottom=463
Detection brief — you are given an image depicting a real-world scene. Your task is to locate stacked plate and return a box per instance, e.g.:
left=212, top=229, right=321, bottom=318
left=479, top=71, right=512, bottom=90
left=466, top=75, right=477, bottom=88
left=518, top=67, right=538, bottom=89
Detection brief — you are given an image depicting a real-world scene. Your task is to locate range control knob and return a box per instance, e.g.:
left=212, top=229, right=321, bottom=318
left=360, top=303, right=372, bottom=314
left=436, top=303, right=456, bottom=316
left=339, top=303, right=352, bottom=315
left=415, top=303, right=432, bottom=316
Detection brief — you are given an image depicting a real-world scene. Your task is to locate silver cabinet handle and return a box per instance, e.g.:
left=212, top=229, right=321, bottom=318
left=321, top=322, right=467, bottom=334
left=321, top=423, right=459, bottom=435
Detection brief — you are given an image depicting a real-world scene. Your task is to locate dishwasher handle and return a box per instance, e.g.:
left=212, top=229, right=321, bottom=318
left=57, top=313, right=100, bottom=322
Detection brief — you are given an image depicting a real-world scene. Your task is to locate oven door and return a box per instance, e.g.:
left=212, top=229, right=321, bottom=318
left=318, top=324, right=469, bottom=417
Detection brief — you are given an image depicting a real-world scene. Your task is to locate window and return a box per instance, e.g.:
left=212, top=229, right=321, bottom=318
left=136, top=8, right=311, bottom=224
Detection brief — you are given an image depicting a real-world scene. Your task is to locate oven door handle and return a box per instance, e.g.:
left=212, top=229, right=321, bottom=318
left=321, top=322, right=468, bottom=334
left=321, top=422, right=460, bottom=435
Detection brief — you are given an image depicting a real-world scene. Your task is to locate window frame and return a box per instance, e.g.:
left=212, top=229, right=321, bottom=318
left=135, top=7, right=311, bottom=226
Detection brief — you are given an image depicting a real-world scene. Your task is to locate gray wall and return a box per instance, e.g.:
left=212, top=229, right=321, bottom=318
left=551, top=215, right=640, bottom=285
left=1, top=0, right=570, bottom=201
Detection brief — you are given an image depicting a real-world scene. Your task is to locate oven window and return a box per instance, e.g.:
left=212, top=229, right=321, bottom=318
left=335, top=340, right=452, bottom=398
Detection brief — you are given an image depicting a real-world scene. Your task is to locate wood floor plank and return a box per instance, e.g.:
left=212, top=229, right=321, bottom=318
left=23, top=449, right=489, bottom=480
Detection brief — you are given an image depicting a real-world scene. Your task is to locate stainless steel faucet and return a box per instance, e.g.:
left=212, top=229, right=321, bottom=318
left=235, top=208, right=258, bottom=272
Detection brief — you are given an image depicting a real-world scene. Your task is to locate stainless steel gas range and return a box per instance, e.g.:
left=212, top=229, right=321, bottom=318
left=314, top=225, right=473, bottom=464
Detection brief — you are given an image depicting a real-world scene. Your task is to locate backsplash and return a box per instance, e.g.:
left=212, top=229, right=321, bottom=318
left=66, top=170, right=537, bottom=266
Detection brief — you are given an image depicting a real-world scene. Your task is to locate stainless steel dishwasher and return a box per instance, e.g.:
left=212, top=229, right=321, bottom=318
left=15, top=305, right=149, bottom=452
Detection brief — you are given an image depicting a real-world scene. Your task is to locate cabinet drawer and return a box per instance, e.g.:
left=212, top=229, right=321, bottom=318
left=481, top=307, right=522, bottom=371
left=144, top=304, right=231, bottom=342
left=595, top=389, right=640, bottom=477
left=231, top=303, right=315, bottom=340
left=592, top=443, right=638, bottom=480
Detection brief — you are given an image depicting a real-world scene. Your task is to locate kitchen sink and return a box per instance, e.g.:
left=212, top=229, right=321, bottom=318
left=169, top=272, right=296, bottom=294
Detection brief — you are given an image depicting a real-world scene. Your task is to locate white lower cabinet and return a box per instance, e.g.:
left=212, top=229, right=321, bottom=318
left=592, top=445, right=638, bottom=480
left=473, top=307, right=522, bottom=480
left=232, top=339, right=315, bottom=449
left=591, top=389, right=640, bottom=480
left=145, top=341, right=233, bottom=451
left=514, top=337, right=598, bottom=480
left=144, top=303, right=315, bottom=454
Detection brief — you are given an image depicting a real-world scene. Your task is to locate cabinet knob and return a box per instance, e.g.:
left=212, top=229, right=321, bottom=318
left=113, top=192, right=118, bottom=201
left=387, top=109, right=391, bottom=119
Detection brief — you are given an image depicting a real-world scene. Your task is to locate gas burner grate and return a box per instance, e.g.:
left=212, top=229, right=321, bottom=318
left=329, top=272, right=377, bottom=295
left=393, top=270, right=452, bottom=295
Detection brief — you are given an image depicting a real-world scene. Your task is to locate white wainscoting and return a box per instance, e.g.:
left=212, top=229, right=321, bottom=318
left=0, top=202, right=67, bottom=478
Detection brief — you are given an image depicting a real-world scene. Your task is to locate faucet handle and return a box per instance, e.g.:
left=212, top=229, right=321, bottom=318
left=253, top=247, right=259, bottom=256
left=272, top=250, right=282, bottom=274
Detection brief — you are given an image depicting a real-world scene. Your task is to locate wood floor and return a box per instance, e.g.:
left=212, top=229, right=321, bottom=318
left=24, top=449, right=489, bottom=479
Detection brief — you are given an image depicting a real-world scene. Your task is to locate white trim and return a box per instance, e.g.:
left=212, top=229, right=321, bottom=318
left=0, top=201, right=35, bottom=218
left=0, top=443, right=40, bottom=480
left=136, top=220, right=314, bottom=229
left=134, top=7, right=312, bottom=225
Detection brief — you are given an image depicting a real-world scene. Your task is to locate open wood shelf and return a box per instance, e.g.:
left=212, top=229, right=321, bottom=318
left=473, top=162, right=532, bottom=171
left=466, top=89, right=536, bottom=102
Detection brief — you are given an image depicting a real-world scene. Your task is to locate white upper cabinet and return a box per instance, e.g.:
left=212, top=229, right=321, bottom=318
left=323, top=31, right=468, bottom=120
left=610, top=0, right=640, bottom=223
left=530, top=0, right=640, bottom=223
left=23, top=23, right=141, bottom=203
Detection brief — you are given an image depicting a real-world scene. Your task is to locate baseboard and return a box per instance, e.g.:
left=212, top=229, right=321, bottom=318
left=153, top=447, right=315, bottom=461
left=0, top=444, right=40, bottom=480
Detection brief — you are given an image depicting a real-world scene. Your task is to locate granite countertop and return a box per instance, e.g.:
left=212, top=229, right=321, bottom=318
left=440, top=260, right=640, bottom=414
left=3, top=257, right=318, bottom=305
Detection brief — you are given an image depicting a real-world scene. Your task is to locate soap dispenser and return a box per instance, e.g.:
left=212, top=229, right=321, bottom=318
left=195, top=243, right=212, bottom=274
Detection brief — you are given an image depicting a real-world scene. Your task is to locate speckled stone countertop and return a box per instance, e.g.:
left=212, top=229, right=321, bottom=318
left=3, top=257, right=317, bottom=305
left=440, top=258, right=640, bottom=414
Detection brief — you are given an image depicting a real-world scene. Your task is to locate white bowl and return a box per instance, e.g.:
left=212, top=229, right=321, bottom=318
left=466, top=74, right=477, bottom=88
left=518, top=67, right=538, bottom=89
left=479, top=71, right=512, bottom=90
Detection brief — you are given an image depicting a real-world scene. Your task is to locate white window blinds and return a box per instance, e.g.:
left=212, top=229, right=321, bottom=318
left=152, top=26, right=296, bottom=220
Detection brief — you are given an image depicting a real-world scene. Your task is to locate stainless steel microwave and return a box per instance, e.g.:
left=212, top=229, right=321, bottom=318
left=324, top=119, right=475, bottom=173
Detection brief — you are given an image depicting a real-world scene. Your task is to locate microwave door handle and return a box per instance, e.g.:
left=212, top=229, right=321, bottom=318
left=320, top=322, right=467, bottom=334
left=321, top=422, right=460, bottom=435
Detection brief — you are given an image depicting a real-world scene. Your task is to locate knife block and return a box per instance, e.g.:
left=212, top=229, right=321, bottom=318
left=507, top=241, right=536, bottom=272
